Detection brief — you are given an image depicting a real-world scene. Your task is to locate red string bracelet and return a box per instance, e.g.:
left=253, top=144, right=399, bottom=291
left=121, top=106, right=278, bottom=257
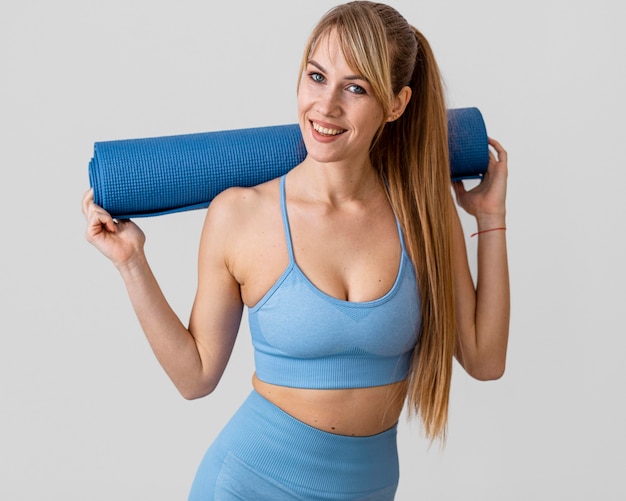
left=470, top=227, right=506, bottom=238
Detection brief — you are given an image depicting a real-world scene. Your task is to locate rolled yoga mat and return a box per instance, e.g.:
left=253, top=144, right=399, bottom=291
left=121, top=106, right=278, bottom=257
left=89, top=107, right=488, bottom=218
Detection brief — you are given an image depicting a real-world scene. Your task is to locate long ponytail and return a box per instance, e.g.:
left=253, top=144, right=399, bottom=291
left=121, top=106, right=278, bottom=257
left=372, top=27, right=456, bottom=442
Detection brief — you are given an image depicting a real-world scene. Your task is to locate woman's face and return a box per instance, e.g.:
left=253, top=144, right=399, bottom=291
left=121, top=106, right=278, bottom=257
left=297, top=30, right=385, bottom=167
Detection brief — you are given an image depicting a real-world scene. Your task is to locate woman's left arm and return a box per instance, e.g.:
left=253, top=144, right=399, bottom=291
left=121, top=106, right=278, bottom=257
left=452, top=137, right=510, bottom=380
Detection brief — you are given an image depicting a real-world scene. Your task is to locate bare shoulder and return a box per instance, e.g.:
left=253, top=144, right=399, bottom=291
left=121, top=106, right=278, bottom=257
left=199, top=179, right=283, bottom=274
left=203, top=179, right=280, bottom=232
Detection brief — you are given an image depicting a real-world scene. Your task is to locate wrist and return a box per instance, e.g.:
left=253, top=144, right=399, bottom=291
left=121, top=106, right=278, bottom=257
left=471, top=214, right=507, bottom=238
left=116, top=251, right=149, bottom=280
left=475, top=214, right=506, bottom=231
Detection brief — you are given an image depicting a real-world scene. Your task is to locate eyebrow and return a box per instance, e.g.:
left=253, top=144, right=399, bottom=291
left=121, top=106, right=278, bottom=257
left=307, top=59, right=367, bottom=82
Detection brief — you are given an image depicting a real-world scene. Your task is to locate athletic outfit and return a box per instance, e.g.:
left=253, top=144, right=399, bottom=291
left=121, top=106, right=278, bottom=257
left=189, top=176, right=421, bottom=500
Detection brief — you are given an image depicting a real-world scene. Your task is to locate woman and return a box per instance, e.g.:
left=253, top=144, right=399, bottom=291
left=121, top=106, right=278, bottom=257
left=83, top=2, right=509, bottom=499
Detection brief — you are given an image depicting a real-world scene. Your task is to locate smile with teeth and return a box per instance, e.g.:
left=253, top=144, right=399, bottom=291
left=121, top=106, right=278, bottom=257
left=312, top=121, right=346, bottom=136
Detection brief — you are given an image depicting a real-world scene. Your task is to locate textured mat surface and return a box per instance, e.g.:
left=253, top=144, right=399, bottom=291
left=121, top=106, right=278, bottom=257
left=89, top=107, right=488, bottom=218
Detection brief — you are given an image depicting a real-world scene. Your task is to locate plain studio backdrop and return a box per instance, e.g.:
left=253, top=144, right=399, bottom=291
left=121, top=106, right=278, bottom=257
left=1, top=0, right=623, bottom=499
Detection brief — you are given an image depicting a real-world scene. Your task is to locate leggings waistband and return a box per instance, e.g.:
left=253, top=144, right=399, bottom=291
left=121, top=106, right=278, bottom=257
left=218, top=390, right=399, bottom=494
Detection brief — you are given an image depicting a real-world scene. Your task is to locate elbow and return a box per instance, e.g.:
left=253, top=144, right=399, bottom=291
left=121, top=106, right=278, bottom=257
left=177, top=380, right=217, bottom=401
left=458, top=340, right=508, bottom=381
left=469, top=362, right=506, bottom=381
left=180, top=389, right=210, bottom=401
left=462, top=356, right=506, bottom=381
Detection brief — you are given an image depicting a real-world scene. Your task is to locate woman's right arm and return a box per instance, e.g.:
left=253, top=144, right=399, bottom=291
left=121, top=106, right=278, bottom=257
left=82, top=189, right=243, bottom=399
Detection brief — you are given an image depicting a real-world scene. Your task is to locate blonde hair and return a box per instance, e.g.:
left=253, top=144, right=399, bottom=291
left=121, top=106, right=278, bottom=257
left=299, top=2, right=456, bottom=442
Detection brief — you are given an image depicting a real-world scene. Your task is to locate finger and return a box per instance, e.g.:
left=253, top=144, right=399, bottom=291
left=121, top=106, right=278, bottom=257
left=83, top=189, right=117, bottom=234
left=88, top=205, right=117, bottom=235
left=81, top=188, right=114, bottom=231
left=101, top=212, right=118, bottom=234
left=451, top=180, right=466, bottom=201
left=488, top=137, right=508, bottom=163
left=81, top=188, right=94, bottom=216
left=488, top=137, right=503, bottom=150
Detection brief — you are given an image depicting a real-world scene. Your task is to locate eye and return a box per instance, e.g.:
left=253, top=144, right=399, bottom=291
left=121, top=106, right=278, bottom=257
left=309, top=72, right=325, bottom=83
left=347, top=83, right=366, bottom=95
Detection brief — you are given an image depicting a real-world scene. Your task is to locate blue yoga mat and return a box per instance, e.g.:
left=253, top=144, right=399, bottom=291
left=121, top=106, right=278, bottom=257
left=89, top=107, right=488, bottom=218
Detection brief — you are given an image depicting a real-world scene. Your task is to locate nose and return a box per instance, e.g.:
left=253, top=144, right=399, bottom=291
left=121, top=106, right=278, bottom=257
left=316, top=86, right=342, bottom=117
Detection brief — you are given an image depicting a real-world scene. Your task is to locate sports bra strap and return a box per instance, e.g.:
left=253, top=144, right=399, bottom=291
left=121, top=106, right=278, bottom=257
left=395, top=217, right=408, bottom=255
left=279, top=175, right=295, bottom=262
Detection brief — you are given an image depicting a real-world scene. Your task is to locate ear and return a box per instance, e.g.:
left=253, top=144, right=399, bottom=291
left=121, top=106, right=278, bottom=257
left=386, top=86, right=412, bottom=122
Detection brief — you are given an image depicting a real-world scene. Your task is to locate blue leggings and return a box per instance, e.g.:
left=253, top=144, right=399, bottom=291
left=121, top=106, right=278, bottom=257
left=188, top=390, right=399, bottom=500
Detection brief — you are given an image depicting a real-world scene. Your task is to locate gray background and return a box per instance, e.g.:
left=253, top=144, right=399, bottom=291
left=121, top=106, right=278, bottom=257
left=1, top=0, right=624, bottom=499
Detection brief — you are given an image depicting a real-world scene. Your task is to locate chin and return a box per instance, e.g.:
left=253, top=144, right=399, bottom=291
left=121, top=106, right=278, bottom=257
left=302, top=140, right=347, bottom=163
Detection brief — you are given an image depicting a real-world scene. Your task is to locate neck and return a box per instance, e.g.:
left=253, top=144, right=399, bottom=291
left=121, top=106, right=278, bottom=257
left=295, top=155, right=383, bottom=206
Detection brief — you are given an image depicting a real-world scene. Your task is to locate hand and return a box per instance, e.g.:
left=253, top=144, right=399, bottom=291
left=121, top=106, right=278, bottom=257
left=452, top=138, right=508, bottom=223
left=82, top=189, right=146, bottom=268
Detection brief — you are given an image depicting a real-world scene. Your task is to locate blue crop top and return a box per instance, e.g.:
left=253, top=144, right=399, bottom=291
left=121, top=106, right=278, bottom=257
left=248, top=176, right=421, bottom=389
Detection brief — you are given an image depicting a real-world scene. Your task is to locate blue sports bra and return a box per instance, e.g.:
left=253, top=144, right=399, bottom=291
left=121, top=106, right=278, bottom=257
left=248, top=176, right=421, bottom=389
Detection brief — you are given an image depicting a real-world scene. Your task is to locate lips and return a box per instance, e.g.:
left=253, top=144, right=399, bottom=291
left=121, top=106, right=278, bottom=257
left=311, top=121, right=346, bottom=136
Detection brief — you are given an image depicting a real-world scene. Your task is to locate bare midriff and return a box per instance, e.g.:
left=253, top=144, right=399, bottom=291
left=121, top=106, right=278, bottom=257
left=252, top=373, right=408, bottom=437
